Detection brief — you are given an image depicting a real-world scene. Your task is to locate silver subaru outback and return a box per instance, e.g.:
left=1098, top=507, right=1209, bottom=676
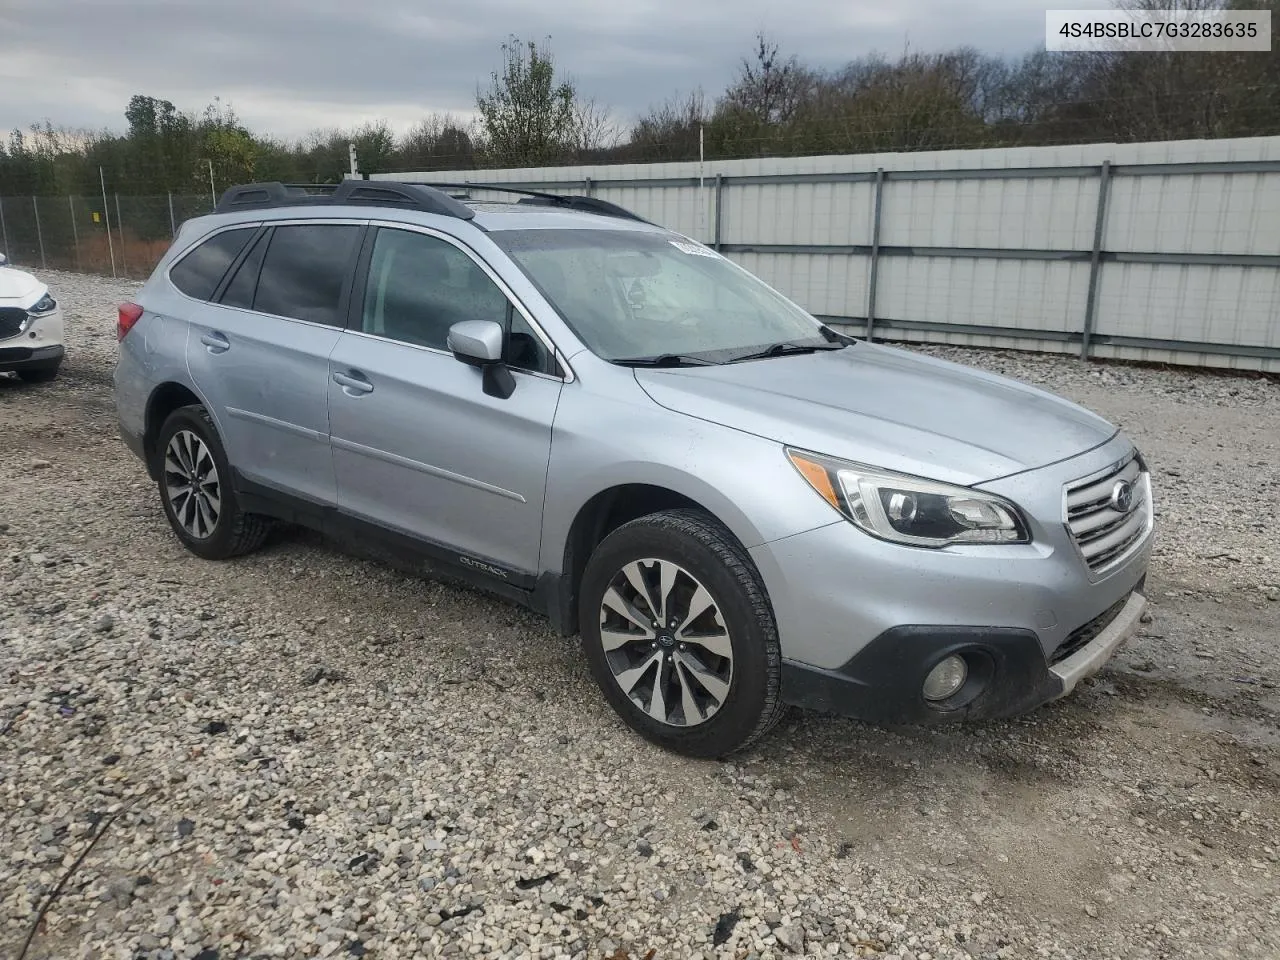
left=113, top=180, right=1153, bottom=757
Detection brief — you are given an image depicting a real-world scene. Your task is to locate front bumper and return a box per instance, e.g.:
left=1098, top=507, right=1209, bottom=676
left=0, top=343, right=64, bottom=372
left=752, top=431, right=1153, bottom=723
left=781, top=587, right=1146, bottom=723
left=0, top=303, right=64, bottom=371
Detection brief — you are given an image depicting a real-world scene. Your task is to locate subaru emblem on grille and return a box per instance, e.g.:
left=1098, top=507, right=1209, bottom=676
left=1109, top=479, right=1135, bottom=513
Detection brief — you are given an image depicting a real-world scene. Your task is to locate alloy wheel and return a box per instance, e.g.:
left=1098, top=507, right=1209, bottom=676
left=163, top=429, right=221, bottom=540
left=598, top=558, right=734, bottom=727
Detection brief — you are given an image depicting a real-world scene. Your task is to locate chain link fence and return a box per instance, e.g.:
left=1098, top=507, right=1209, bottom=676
left=0, top=194, right=216, bottom=279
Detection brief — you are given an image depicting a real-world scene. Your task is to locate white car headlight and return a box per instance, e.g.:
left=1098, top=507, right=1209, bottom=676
left=28, top=293, right=58, bottom=317
left=787, top=448, right=1029, bottom=547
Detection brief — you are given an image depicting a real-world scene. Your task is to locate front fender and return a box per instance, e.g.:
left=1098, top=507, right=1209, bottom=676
left=539, top=382, right=838, bottom=576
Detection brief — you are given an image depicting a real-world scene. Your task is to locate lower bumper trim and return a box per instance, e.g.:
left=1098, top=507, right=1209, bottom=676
left=782, top=625, right=1059, bottom=724
left=1050, top=592, right=1146, bottom=697
left=0, top=343, right=64, bottom=370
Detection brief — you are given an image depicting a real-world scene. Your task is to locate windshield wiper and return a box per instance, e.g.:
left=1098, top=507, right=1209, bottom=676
left=728, top=340, right=846, bottom=363
left=612, top=354, right=719, bottom=367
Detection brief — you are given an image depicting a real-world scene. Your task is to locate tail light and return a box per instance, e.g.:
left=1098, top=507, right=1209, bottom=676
left=117, top=302, right=144, bottom=342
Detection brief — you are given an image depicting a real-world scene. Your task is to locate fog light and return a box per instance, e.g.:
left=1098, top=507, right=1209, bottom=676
left=922, top=655, right=967, bottom=701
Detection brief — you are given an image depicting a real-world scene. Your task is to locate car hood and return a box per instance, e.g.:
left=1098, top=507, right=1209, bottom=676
left=0, top=266, right=47, bottom=308
left=633, top=342, right=1117, bottom=486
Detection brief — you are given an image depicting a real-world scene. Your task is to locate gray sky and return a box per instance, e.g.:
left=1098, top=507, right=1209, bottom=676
left=1, top=0, right=1111, bottom=141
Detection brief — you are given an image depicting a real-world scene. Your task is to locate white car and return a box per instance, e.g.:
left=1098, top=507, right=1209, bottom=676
left=0, top=252, right=64, bottom=382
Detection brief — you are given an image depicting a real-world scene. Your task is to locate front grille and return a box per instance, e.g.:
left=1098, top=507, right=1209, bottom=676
left=1051, top=593, right=1132, bottom=664
left=0, top=307, right=28, bottom=340
left=1064, top=453, right=1150, bottom=574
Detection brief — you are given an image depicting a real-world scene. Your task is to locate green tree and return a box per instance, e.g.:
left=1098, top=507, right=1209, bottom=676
left=476, top=36, right=578, bottom=166
left=195, top=98, right=257, bottom=198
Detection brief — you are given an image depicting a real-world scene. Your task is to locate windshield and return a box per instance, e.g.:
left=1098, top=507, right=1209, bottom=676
left=491, top=228, right=831, bottom=363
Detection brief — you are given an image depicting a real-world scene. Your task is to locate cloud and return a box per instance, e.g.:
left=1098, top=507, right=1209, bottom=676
left=1, top=0, right=1111, bottom=140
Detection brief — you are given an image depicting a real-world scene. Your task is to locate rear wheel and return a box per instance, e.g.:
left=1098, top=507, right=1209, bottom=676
left=154, top=405, right=269, bottom=560
left=16, top=363, right=59, bottom=383
left=579, top=508, right=784, bottom=758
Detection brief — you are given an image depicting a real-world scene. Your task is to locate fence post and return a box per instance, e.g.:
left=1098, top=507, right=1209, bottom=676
left=99, top=167, right=116, bottom=278
left=713, top=174, right=724, bottom=251
left=115, top=193, right=127, bottom=278
left=583, top=177, right=592, bottom=197
left=1081, top=160, right=1112, bottom=360
left=0, top=196, right=7, bottom=258
left=33, top=196, right=47, bottom=269
left=865, top=167, right=886, bottom=343
left=168, top=191, right=176, bottom=237
left=69, top=196, right=81, bottom=271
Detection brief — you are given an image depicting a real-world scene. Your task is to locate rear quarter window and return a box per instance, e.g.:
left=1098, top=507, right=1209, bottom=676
left=168, top=228, right=257, bottom=300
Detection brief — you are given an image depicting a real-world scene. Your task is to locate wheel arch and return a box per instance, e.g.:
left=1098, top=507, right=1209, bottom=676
left=541, top=478, right=768, bottom=637
left=143, top=379, right=221, bottom=479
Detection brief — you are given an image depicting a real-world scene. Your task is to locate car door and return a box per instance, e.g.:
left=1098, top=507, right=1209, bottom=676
left=185, top=220, right=364, bottom=506
left=327, top=224, right=564, bottom=581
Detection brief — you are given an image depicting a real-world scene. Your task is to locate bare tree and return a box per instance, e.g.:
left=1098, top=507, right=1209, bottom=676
left=574, top=98, right=620, bottom=156
left=627, top=90, right=709, bottom=161
left=400, top=113, right=477, bottom=170
left=722, top=33, right=814, bottom=126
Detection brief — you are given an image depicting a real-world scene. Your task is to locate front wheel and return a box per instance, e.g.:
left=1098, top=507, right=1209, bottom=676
left=579, top=508, right=784, bottom=758
left=154, top=405, right=270, bottom=560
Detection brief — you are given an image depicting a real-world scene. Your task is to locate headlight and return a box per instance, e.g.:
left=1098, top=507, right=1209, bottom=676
left=28, top=293, right=57, bottom=316
left=787, top=448, right=1029, bottom=547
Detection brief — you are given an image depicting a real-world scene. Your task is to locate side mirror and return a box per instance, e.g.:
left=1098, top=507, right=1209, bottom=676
left=446, top=319, right=514, bottom=399
left=446, top=319, right=503, bottom=365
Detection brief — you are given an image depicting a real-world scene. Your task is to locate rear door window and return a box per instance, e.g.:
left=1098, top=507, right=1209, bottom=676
left=253, top=224, right=363, bottom=326
left=169, top=228, right=256, bottom=300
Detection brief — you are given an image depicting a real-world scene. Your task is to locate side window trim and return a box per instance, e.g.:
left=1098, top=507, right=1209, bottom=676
left=212, top=225, right=270, bottom=303
left=333, top=224, right=367, bottom=331
left=363, top=220, right=572, bottom=382
left=346, top=225, right=379, bottom=333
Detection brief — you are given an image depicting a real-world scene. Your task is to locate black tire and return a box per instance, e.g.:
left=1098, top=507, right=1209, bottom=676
left=17, top=363, right=59, bottom=383
left=154, top=404, right=270, bottom=560
left=579, top=508, right=785, bottom=758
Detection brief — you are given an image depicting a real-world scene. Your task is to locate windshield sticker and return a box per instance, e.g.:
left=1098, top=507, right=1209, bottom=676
left=668, top=239, right=719, bottom=258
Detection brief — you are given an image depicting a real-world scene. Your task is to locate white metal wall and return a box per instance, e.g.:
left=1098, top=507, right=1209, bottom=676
left=378, top=136, right=1280, bottom=372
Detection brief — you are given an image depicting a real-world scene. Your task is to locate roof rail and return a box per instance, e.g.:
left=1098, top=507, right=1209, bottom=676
left=407, top=182, right=652, bottom=224
left=214, top=180, right=475, bottom=220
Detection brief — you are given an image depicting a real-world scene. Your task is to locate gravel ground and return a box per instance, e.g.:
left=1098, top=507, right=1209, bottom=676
left=2, top=270, right=1278, bottom=960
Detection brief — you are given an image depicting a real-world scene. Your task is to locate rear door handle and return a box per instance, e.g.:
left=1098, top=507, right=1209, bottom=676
left=200, top=331, right=230, bottom=354
left=332, top=370, right=374, bottom=396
